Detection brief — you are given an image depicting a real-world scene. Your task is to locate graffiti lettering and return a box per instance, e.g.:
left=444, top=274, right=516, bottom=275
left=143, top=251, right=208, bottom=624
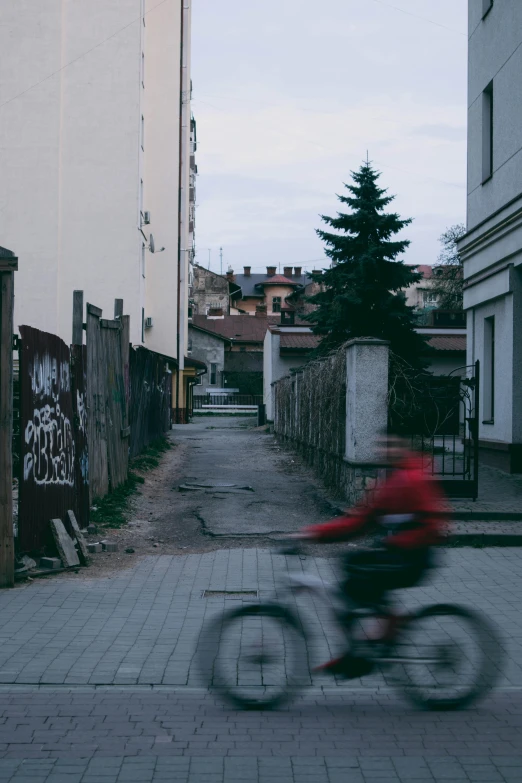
left=23, top=403, right=75, bottom=486
left=29, top=353, right=70, bottom=403
left=76, top=390, right=87, bottom=433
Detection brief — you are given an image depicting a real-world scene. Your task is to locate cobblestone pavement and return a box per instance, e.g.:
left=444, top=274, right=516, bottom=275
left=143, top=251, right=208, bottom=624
left=0, top=549, right=521, bottom=688
left=0, top=687, right=521, bottom=780
left=0, top=548, right=522, bottom=780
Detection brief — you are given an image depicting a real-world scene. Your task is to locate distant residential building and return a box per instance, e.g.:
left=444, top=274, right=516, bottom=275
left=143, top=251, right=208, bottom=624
left=192, top=313, right=285, bottom=395
left=229, top=266, right=307, bottom=315
left=403, top=265, right=440, bottom=310
left=264, top=323, right=319, bottom=421
left=286, top=270, right=325, bottom=317
left=188, top=322, right=230, bottom=394
left=192, top=266, right=231, bottom=316
left=458, top=0, right=522, bottom=472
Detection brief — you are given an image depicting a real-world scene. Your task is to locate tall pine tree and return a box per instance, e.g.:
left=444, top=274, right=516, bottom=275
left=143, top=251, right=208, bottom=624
left=306, top=161, right=428, bottom=366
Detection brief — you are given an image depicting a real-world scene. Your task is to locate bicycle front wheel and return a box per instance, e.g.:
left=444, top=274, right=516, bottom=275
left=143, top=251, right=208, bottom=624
left=390, top=603, right=504, bottom=711
left=197, top=603, right=310, bottom=710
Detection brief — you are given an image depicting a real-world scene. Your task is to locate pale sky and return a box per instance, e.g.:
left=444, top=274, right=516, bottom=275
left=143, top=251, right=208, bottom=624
left=191, top=0, right=468, bottom=277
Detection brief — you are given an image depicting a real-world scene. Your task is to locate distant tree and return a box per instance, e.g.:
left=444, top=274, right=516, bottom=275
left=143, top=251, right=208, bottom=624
left=430, top=224, right=466, bottom=310
left=306, top=161, right=428, bottom=367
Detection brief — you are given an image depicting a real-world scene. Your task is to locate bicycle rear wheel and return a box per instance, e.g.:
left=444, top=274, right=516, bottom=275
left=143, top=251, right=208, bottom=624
left=197, top=603, right=310, bottom=710
left=390, top=603, right=504, bottom=710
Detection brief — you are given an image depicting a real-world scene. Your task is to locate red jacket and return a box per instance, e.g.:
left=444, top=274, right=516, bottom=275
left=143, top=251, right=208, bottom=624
left=305, top=455, right=446, bottom=550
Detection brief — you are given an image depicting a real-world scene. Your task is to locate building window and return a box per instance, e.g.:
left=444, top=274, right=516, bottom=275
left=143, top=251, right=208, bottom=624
left=141, top=243, right=146, bottom=278
left=188, top=306, right=193, bottom=319
left=423, top=290, right=438, bottom=306
left=482, top=81, right=493, bottom=183
left=141, top=115, right=145, bottom=150
left=482, top=0, right=493, bottom=19
left=483, top=316, right=495, bottom=423
left=210, top=363, right=217, bottom=385
left=272, top=296, right=281, bottom=313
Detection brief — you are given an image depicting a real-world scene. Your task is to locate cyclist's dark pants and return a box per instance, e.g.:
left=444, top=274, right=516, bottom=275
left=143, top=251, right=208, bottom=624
left=341, top=548, right=432, bottom=606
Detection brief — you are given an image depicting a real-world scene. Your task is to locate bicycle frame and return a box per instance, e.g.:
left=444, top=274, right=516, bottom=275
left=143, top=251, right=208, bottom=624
left=273, top=559, right=436, bottom=668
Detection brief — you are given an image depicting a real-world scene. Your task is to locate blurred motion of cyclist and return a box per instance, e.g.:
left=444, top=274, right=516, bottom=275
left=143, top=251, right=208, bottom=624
left=296, top=433, right=447, bottom=676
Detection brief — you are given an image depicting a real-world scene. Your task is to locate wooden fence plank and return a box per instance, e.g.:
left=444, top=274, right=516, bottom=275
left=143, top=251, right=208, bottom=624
left=86, top=306, right=108, bottom=501
left=101, top=320, right=127, bottom=489
left=72, top=291, right=83, bottom=346
left=50, top=518, right=80, bottom=567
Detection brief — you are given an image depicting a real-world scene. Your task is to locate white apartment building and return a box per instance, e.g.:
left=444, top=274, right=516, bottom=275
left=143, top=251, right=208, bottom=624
left=458, top=0, right=522, bottom=472
left=0, top=0, right=194, bottom=416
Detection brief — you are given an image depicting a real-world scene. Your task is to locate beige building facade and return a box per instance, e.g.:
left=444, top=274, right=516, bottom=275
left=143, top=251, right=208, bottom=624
left=1, top=0, right=195, bottom=418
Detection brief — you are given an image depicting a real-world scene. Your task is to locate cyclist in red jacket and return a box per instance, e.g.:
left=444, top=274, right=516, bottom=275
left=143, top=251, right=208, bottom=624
left=298, top=434, right=447, bottom=675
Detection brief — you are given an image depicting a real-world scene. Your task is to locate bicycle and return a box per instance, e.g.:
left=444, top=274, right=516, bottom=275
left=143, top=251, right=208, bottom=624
left=197, top=541, right=504, bottom=711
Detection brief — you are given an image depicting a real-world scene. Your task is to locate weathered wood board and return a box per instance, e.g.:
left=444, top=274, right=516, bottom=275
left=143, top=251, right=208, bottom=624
left=66, top=510, right=90, bottom=566
left=50, top=518, right=80, bottom=567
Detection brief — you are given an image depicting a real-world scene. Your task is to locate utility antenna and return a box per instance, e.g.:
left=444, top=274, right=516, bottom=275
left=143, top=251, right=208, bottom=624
left=219, top=247, right=223, bottom=276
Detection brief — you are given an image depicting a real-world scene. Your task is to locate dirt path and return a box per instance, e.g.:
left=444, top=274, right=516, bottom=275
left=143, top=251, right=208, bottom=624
left=82, top=416, right=348, bottom=576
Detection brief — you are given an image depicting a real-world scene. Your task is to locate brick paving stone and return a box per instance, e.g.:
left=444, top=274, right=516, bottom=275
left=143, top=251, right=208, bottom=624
left=0, top=549, right=521, bottom=780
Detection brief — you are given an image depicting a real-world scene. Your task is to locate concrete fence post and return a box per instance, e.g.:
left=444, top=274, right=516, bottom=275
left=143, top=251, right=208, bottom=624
left=345, top=338, right=390, bottom=464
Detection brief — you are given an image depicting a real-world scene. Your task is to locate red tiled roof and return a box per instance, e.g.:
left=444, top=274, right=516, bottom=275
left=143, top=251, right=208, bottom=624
left=280, top=333, right=320, bottom=351
left=415, top=264, right=433, bottom=279
left=192, top=314, right=278, bottom=343
left=427, top=335, right=466, bottom=352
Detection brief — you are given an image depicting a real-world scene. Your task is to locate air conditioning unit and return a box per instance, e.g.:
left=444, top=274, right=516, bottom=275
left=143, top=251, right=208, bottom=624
left=143, top=211, right=151, bottom=225
left=144, top=316, right=153, bottom=329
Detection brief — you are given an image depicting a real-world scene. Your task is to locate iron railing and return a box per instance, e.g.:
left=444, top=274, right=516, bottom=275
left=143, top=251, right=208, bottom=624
left=193, top=394, right=263, bottom=408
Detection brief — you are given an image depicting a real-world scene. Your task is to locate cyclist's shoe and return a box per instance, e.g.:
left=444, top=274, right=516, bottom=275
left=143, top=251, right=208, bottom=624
left=314, top=654, right=374, bottom=680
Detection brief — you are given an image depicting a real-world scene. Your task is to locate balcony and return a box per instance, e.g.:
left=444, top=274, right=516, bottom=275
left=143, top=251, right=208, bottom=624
left=415, top=309, right=466, bottom=328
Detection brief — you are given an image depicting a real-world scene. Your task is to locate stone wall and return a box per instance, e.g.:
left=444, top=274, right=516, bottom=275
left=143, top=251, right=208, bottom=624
left=273, top=338, right=389, bottom=506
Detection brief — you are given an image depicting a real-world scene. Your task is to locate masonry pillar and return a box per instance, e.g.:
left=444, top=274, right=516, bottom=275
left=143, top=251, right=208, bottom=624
left=345, top=338, right=390, bottom=465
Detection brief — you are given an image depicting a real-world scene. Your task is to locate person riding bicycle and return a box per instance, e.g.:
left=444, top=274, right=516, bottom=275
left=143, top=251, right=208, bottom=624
left=298, top=433, right=447, bottom=676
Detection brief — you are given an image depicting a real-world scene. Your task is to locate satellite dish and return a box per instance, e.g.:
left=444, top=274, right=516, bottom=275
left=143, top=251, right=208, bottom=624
left=149, top=234, right=155, bottom=254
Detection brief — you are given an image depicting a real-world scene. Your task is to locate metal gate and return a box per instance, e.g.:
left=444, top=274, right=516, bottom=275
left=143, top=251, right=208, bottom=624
left=391, top=362, right=480, bottom=500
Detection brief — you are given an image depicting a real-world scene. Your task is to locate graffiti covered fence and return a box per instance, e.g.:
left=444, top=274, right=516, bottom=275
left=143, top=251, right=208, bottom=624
left=18, top=326, right=80, bottom=552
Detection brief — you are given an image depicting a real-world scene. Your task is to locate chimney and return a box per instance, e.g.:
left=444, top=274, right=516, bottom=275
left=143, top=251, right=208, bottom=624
left=226, top=268, right=235, bottom=282
left=243, top=266, right=251, bottom=277
left=294, top=266, right=302, bottom=277
left=266, top=266, right=276, bottom=277
left=312, top=269, right=322, bottom=276
left=255, top=304, right=267, bottom=317
left=283, top=266, right=292, bottom=278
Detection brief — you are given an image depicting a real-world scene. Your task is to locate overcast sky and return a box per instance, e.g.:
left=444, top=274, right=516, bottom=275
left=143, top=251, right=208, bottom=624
left=191, top=0, right=468, bottom=277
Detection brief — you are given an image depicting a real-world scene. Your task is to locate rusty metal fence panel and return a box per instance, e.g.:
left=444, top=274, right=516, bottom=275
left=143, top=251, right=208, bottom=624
left=18, top=326, right=77, bottom=552
left=129, top=347, right=171, bottom=458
